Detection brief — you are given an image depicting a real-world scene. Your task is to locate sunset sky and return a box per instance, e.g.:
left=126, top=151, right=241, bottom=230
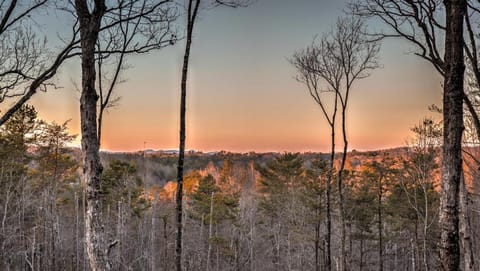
left=19, top=0, right=442, bottom=153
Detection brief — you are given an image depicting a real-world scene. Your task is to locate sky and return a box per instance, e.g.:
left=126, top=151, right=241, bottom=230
left=15, top=0, right=442, bottom=153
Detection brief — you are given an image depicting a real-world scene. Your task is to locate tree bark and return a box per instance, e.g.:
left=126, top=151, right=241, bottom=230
left=75, top=1, right=108, bottom=270
left=439, top=1, right=466, bottom=270
left=175, top=1, right=201, bottom=271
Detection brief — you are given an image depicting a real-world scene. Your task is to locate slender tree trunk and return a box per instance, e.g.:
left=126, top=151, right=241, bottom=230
left=116, top=201, right=122, bottom=270
left=75, top=192, right=79, bottom=271
left=359, top=238, right=364, bottom=271
left=315, top=211, right=320, bottom=271
left=439, top=0, right=466, bottom=270
left=207, top=192, right=214, bottom=271
left=411, top=238, right=416, bottom=271
left=163, top=217, right=168, bottom=271
left=151, top=196, right=157, bottom=271
left=414, top=221, right=419, bottom=271
left=459, top=173, right=474, bottom=271
left=250, top=204, right=255, bottom=271
left=422, top=185, right=430, bottom=271
left=337, top=108, right=348, bottom=271
left=175, top=1, right=201, bottom=270
left=75, top=1, right=108, bottom=270
left=325, top=95, right=338, bottom=271
left=378, top=176, right=383, bottom=271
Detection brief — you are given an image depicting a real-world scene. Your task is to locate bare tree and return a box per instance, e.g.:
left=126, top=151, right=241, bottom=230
left=73, top=1, right=177, bottom=270
left=0, top=0, right=48, bottom=102
left=291, top=38, right=339, bottom=271
left=74, top=2, right=109, bottom=269
left=350, top=1, right=468, bottom=269
left=174, top=1, right=250, bottom=271
left=0, top=0, right=86, bottom=126
left=291, top=16, right=379, bottom=271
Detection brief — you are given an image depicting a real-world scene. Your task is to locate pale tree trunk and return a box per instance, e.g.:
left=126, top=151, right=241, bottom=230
left=75, top=192, right=80, bottom=271
left=116, top=201, right=122, bottom=270
left=163, top=216, right=168, bottom=271
left=207, top=192, right=214, bottom=271
left=459, top=173, right=474, bottom=271
left=411, top=239, right=416, bottom=271
left=75, top=1, right=109, bottom=270
left=422, top=185, right=430, bottom=271
left=250, top=203, right=255, bottom=271
left=151, top=195, right=157, bottom=271
left=359, top=238, right=364, bottom=271
left=439, top=0, right=466, bottom=270
left=315, top=196, right=321, bottom=271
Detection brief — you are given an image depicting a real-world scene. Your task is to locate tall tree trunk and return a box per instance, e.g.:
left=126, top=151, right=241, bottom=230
left=439, top=0, right=466, bottom=270
left=151, top=196, right=157, bottom=271
left=359, top=238, right=364, bottom=271
left=175, top=1, right=201, bottom=271
left=325, top=94, right=338, bottom=271
left=378, top=176, right=383, bottom=271
left=75, top=192, right=80, bottom=271
left=337, top=108, right=348, bottom=271
left=206, top=192, right=214, bottom=271
left=75, top=1, right=108, bottom=270
left=315, top=206, right=320, bottom=271
left=163, top=217, right=168, bottom=271
left=459, top=173, right=474, bottom=271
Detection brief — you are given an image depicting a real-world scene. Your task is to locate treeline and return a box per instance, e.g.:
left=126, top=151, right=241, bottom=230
left=2, top=105, right=466, bottom=271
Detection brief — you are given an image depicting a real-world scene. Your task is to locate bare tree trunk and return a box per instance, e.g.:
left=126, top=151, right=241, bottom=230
left=207, top=192, right=214, bottom=271
left=163, top=217, right=168, bottom=271
left=337, top=108, right=348, bottom=271
left=315, top=209, right=320, bottom=271
left=325, top=94, right=338, bottom=271
left=359, top=238, right=364, bottom=271
left=411, top=238, right=416, bottom=271
left=459, top=173, right=474, bottom=271
left=439, top=0, right=466, bottom=270
left=378, top=176, right=383, bottom=271
left=175, top=2, right=201, bottom=271
left=116, top=201, right=122, bottom=270
left=75, top=192, right=80, bottom=271
left=250, top=204, right=255, bottom=271
left=75, top=1, right=108, bottom=270
left=414, top=222, right=420, bottom=271
left=151, top=196, right=157, bottom=271
left=422, top=184, right=430, bottom=271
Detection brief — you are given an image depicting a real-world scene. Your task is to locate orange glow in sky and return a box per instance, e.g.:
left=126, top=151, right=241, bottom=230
left=8, top=0, right=443, bottom=153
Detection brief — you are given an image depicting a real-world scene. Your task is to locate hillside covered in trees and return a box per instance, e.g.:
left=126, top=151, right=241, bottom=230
left=2, top=0, right=480, bottom=271
left=2, top=106, right=478, bottom=270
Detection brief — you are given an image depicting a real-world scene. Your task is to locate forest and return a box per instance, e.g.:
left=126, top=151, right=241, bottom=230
left=0, top=0, right=480, bottom=271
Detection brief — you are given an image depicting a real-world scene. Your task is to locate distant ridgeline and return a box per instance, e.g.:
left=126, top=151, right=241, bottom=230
left=74, top=146, right=480, bottom=199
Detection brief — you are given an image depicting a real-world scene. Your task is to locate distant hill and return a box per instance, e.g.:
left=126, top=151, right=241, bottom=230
left=66, top=146, right=480, bottom=196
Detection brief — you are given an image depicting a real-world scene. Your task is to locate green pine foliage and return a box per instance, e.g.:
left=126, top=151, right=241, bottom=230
left=189, top=174, right=239, bottom=225
left=101, top=160, right=148, bottom=217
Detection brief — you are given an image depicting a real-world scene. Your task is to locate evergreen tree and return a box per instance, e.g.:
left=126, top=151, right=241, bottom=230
left=101, top=160, right=148, bottom=217
left=0, top=105, right=38, bottom=269
left=256, top=153, right=307, bottom=269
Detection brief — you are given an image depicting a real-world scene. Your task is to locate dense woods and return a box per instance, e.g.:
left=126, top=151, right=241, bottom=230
left=0, top=106, right=475, bottom=271
left=2, top=0, right=480, bottom=270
